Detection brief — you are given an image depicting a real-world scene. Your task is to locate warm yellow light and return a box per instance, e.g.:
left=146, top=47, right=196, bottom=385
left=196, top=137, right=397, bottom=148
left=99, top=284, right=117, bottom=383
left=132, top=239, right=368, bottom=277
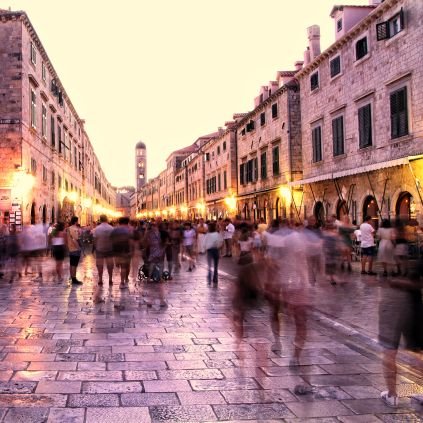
left=68, top=191, right=79, bottom=203
left=12, top=171, right=35, bottom=200
left=59, top=188, right=68, bottom=202
left=83, top=198, right=92, bottom=208
left=155, top=210, right=161, bottom=217
left=93, top=204, right=103, bottom=214
left=279, top=186, right=291, bottom=204
left=224, top=196, right=237, bottom=211
left=180, top=205, right=188, bottom=213
left=169, top=207, right=176, bottom=215
left=196, top=202, right=205, bottom=211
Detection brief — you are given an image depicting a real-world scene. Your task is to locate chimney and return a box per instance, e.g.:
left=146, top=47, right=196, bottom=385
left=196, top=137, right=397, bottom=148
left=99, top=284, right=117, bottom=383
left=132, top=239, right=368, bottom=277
left=304, top=47, right=311, bottom=66
left=294, top=61, right=304, bottom=71
left=307, top=25, right=321, bottom=61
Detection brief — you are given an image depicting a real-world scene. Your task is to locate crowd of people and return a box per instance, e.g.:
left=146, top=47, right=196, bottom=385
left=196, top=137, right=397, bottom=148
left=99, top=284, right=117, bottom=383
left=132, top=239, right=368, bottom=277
left=0, top=213, right=422, bottom=407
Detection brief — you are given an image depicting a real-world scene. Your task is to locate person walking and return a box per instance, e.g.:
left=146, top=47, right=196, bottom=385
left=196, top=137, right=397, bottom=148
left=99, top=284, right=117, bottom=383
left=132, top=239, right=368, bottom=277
left=65, top=216, right=83, bottom=285
left=183, top=222, right=196, bottom=272
left=204, top=221, right=223, bottom=286
left=92, top=214, right=114, bottom=286
left=360, top=215, right=376, bottom=275
left=50, top=222, right=66, bottom=283
left=376, top=219, right=396, bottom=277
left=196, top=218, right=208, bottom=255
left=111, top=217, right=132, bottom=289
left=223, top=218, right=235, bottom=257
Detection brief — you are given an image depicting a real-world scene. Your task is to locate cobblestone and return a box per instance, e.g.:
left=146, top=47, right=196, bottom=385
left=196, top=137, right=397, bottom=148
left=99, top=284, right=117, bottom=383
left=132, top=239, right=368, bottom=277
left=0, top=255, right=421, bottom=421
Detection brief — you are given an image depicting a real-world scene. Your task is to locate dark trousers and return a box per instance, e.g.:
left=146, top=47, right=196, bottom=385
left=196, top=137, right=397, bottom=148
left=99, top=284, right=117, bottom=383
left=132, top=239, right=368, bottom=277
left=207, top=248, right=219, bottom=285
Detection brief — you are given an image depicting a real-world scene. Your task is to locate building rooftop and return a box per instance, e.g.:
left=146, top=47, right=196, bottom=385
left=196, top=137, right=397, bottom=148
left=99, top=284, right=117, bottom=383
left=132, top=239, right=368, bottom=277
left=330, top=4, right=376, bottom=17
left=136, top=141, right=146, bottom=149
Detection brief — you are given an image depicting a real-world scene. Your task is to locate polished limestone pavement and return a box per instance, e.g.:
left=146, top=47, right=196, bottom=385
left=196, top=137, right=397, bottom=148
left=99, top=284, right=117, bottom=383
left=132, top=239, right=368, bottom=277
left=0, top=252, right=421, bottom=422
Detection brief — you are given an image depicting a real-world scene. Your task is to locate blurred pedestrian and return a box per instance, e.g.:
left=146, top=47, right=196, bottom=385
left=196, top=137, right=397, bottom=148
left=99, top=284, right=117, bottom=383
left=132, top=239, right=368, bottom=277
left=111, top=217, right=132, bottom=289
left=204, top=221, right=223, bottom=286
left=223, top=218, right=235, bottom=257
left=376, top=219, right=396, bottom=277
left=50, top=222, right=66, bottom=283
left=379, top=258, right=423, bottom=408
left=196, top=218, right=208, bottom=255
left=183, top=222, right=196, bottom=272
left=5, top=223, right=20, bottom=283
left=65, top=216, right=83, bottom=285
left=92, top=214, right=114, bottom=286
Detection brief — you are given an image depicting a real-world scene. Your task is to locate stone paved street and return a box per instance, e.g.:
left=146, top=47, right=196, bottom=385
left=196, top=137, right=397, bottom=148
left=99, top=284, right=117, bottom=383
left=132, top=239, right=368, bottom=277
left=0, top=253, right=422, bottom=422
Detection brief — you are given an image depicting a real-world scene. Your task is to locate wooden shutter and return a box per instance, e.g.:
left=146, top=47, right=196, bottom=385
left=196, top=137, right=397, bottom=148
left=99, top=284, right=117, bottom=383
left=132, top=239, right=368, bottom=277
left=376, top=21, right=390, bottom=40
left=358, top=104, right=372, bottom=147
left=332, top=117, right=344, bottom=156
left=390, top=87, right=408, bottom=139
left=254, top=157, right=258, bottom=181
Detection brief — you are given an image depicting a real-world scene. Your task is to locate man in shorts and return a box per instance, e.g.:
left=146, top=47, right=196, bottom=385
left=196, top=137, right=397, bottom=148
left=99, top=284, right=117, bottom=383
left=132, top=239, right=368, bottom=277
left=360, top=215, right=376, bottom=275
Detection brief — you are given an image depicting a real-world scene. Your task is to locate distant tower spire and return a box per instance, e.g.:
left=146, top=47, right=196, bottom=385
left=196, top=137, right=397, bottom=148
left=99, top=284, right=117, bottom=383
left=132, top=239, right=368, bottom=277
left=135, top=141, right=147, bottom=190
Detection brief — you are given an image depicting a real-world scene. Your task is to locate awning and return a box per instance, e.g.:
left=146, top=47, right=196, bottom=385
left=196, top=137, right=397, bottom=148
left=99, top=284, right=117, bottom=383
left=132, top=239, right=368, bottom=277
left=289, top=157, right=411, bottom=187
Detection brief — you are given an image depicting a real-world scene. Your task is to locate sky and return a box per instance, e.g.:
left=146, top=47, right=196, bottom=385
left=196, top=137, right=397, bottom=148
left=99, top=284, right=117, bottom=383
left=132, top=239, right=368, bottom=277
left=5, top=0, right=368, bottom=187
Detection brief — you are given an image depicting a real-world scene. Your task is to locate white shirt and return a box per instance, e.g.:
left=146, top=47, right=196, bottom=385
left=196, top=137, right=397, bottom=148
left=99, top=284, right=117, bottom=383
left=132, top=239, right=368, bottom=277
left=183, top=228, right=196, bottom=246
left=360, top=222, right=375, bottom=248
left=223, top=223, right=235, bottom=240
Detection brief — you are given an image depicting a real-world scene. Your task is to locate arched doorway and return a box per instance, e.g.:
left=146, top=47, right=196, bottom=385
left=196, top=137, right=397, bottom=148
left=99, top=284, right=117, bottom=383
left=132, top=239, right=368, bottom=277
left=314, top=201, right=325, bottom=227
left=336, top=200, right=348, bottom=221
left=30, top=203, right=36, bottom=224
left=363, top=195, right=379, bottom=227
left=42, top=205, right=47, bottom=224
left=396, top=192, right=412, bottom=220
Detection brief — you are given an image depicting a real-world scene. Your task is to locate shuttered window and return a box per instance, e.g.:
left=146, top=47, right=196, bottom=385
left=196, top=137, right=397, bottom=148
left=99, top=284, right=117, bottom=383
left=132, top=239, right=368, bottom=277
left=272, top=146, right=280, bottom=175
left=310, top=72, right=319, bottom=91
left=260, top=152, right=267, bottom=179
left=358, top=104, right=372, bottom=148
left=330, top=56, right=341, bottom=78
left=355, top=37, right=368, bottom=60
left=332, top=116, right=345, bottom=156
left=312, top=126, right=322, bottom=162
left=260, top=112, right=266, bottom=126
left=271, top=103, right=278, bottom=119
left=390, top=87, right=408, bottom=139
left=254, top=157, right=258, bottom=182
left=240, top=163, right=245, bottom=185
left=50, top=116, right=55, bottom=147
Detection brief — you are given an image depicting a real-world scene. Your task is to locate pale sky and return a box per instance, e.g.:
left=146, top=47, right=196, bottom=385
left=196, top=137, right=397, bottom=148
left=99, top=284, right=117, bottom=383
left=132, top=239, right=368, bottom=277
left=5, top=0, right=367, bottom=188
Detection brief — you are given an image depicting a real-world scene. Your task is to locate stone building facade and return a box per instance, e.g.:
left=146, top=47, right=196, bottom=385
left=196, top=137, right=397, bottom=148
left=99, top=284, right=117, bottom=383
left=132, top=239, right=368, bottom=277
left=0, top=9, right=116, bottom=227
left=184, top=151, right=203, bottom=219
left=293, top=0, right=423, bottom=226
left=236, top=77, right=302, bottom=223
left=203, top=127, right=238, bottom=219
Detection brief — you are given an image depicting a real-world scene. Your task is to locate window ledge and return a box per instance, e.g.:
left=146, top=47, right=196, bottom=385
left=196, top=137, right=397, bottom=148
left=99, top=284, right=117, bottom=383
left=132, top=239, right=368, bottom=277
left=390, top=133, right=412, bottom=144
left=310, top=87, right=320, bottom=95
left=358, top=144, right=374, bottom=152
left=330, top=72, right=343, bottom=83
left=354, top=53, right=371, bottom=67
left=333, top=153, right=347, bottom=160
left=385, top=28, right=407, bottom=48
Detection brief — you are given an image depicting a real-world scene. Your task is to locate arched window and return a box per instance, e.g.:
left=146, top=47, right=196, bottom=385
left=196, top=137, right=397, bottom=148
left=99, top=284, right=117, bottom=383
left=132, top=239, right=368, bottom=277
left=314, top=201, right=325, bottom=227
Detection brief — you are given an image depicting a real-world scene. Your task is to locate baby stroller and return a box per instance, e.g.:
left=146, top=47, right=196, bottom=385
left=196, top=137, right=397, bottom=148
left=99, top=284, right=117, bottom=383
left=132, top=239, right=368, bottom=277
left=137, top=261, right=170, bottom=283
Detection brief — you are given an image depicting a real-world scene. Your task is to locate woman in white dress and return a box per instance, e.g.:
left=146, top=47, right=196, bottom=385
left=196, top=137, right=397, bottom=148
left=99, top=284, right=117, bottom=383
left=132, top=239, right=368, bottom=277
left=377, top=219, right=396, bottom=277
